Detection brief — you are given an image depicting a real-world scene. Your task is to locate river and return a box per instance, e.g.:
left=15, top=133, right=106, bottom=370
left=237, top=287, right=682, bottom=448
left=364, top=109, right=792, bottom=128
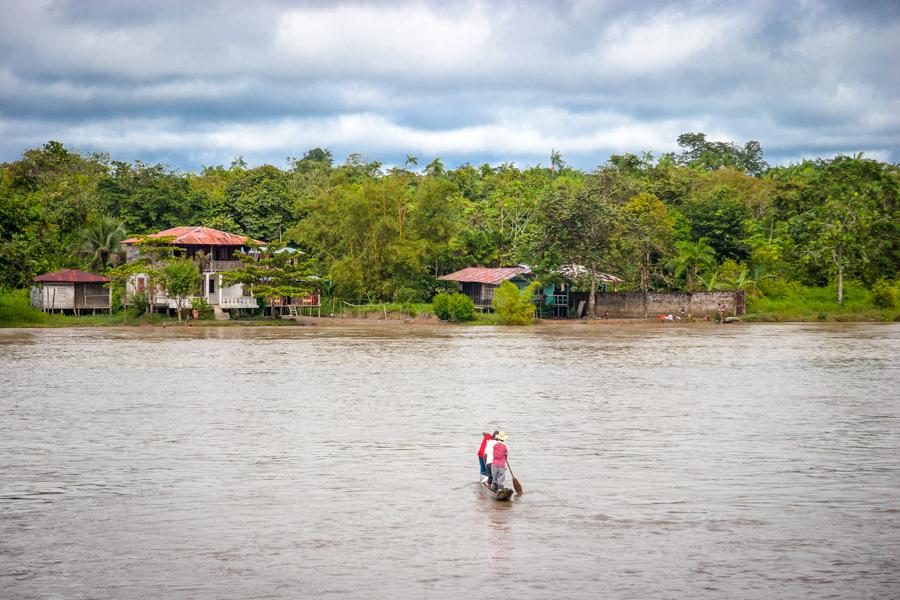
left=1, top=322, right=898, bottom=599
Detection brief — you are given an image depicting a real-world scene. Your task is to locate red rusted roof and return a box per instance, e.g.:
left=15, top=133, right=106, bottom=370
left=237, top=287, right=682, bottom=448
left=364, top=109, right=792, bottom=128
left=438, top=266, right=532, bottom=286
left=123, top=226, right=264, bottom=246
left=33, top=269, right=110, bottom=283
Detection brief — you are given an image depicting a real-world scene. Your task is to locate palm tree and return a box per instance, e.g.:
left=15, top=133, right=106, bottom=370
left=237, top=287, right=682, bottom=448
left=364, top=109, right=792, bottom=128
left=73, top=215, right=127, bottom=272
left=728, top=266, right=773, bottom=298
left=671, top=237, right=716, bottom=291
left=425, top=157, right=445, bottom=176
left=697, top=270, right=729, bottom=291
left=404, top=154, right=418, bottom=170
left=550, top=149, right=565, bottom=175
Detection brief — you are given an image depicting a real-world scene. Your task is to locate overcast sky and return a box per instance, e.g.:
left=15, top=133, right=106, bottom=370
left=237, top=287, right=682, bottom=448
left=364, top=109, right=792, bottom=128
left=1, top=0, right=898, bottom=171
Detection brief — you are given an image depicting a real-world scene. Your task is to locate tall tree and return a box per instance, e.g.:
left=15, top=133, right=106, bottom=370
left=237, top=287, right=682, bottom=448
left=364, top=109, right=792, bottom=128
left=223, top=242, right=318, bottom=317
left=162, top=257, right=201, bottom=322
left=224, top=165, right=292, bottom=241
left=535, top=174, right=626, bottom=316
left=677, top=132, right=768, bottom=176
left=99, top=161, right=201, bottom=233
left=621, top=192, right=675, bottom=294
left=72, top=215, right=126, bottom=272
left=671, top=237, right=717, bottom=291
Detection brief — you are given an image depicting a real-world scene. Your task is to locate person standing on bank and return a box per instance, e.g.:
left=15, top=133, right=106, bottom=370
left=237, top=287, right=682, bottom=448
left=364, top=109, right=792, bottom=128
left=476, top=431, right=493, bottom=482
left=491, top=432, right=509, bottom=492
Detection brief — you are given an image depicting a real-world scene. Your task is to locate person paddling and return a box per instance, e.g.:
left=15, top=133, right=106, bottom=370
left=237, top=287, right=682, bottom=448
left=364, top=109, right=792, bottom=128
left=476, top=431, right=493, bottom=482
left=491, top=432, right=509, bottom=492
left=483, top=431, right=499, bottom=487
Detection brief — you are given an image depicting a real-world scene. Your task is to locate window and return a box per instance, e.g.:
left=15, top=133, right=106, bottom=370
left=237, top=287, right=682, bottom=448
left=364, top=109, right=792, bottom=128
left=208, top=277, right=216, bottom=294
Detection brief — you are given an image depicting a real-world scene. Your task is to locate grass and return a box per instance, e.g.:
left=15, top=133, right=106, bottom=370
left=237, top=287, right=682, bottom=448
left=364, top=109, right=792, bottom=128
left=325, top=299, right=434, bottom=318
left=6, top=283, right=898, bottom=327
left=0, top=289, right=50, bottom=326
left=744, top=280, right=899, bottom=322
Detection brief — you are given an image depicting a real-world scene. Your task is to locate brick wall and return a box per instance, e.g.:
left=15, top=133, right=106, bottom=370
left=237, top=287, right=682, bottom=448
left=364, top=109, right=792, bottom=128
left=569, top=291, right=744, bottom=318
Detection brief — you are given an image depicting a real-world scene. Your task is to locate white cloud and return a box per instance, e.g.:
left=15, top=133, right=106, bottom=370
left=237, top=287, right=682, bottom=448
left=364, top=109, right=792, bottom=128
left=275, top=3, right=492, bottom=76
left=1, top=0, right=898, bottom=168
left=600, top=12, right=740, bottom=73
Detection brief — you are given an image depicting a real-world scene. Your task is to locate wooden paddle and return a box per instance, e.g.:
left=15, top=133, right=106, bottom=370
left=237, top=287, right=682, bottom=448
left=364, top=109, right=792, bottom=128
left=506, top=460, right=523, bottom=495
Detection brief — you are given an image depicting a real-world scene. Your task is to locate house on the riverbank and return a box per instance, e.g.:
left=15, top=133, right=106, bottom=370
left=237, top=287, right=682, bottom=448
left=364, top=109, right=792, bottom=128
left=30, top=269, right=111, bottom=314
left=438, top=266, right=535, bottom=310
left=123, top=226, right=263, bottom=318
left=541, top=265, right=623, bottom=318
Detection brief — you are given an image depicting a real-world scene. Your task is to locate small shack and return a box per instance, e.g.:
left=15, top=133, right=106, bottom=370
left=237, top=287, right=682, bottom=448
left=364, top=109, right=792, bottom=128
left=548, top=264, right=623, bottom=318
left=30, top=269, right=112, bottom=315
left=438, top=266, right=534, bottom=310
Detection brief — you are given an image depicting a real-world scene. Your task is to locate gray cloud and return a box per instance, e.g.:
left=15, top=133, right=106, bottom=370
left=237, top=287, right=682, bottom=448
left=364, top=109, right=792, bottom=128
left=1, top=0, right=898, bottom=170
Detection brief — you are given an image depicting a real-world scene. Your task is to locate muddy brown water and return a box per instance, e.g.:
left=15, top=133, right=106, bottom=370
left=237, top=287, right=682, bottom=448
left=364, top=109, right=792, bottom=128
left=1, top=323, right=898, bottom=599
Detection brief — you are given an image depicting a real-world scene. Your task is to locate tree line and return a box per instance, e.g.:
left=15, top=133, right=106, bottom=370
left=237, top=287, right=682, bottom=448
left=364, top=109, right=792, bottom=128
left=1, top=135, right=898, bottom=307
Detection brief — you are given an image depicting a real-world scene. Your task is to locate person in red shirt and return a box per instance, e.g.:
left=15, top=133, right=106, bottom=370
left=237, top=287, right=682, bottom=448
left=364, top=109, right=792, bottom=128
left=491, top=432, right=509, bottom=492
left=476, top=431, right=496, bottom=482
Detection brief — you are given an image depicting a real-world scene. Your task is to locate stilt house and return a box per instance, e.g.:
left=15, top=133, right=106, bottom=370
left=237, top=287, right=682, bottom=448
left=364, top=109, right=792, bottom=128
left=438, top=266, right=535, bottom=309
left=122, top=226, right=264, bottom=317
left=30, top=269, right=112, bottom=314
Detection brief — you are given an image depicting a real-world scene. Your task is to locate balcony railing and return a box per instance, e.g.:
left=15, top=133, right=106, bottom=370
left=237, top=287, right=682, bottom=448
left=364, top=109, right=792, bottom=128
left=220, top=296, right=258, bottom=308
left=206, top=260, right=243, bottom=272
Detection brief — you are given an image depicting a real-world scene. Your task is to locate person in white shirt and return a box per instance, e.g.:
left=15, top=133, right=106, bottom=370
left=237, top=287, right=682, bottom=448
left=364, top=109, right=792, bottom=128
left=483, top=431, right=499, bottom=485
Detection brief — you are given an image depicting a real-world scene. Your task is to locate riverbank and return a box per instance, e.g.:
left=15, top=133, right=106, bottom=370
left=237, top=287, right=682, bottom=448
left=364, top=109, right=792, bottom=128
left=3, top=310, right=897, bottom=329
left=3, top=288, right=897, bottom=328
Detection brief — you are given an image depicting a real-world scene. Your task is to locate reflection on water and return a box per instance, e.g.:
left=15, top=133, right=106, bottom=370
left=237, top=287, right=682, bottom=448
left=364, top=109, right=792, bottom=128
left=1, top=323, right=899, bottom=599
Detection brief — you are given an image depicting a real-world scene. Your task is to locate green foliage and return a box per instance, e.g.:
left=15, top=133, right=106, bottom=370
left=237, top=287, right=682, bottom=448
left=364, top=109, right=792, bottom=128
left=492, top=280, right=539, bottom=325
left=291, top=173, right=460, bottom=301
left=223, top=242, right=317, bottom=315
left=534, top=169, right=629, bottom=314
left=676, top=132, right=768, bottom=176
left=190, top=297, right=214, bottom=319
left=162, top=257, right=201, bottom=321
left=431, top=292, right=474, bottom=321
left=99, top=161, right=201, bottom=234
left=620, top=192, right=675, bottom=291
left=870, top=279, right=897, bottom=309
left=72, top=215, right=126, bottom=272
left=679, top=179, right=751, bottom=261
left=223, top=165, right=292, bottom=241
left=746, top=280, right=896, bottom=321
left=432, top=293, right=452, bottom=320
left=3, top=137, right=898, bottom=324
left=447, top=293, right=476, bottom=322
left=0, top=288, right=49, bottom=325
left=671, top=237, right=717, bottom=291
left=128, top=292, right=149, bottom=318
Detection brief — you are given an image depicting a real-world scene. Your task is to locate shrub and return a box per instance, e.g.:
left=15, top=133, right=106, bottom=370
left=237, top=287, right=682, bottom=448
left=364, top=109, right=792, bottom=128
left=871, top=279, right=897, bottom=309
left=432, top=293, right=451, bottom=320
left=190, top=297, right=214, bottom=320
left=129, top=292, right=149, bottom=317
left=447, top=293, right=475, bottom=322
left=492, top=281, right=539, bottom=325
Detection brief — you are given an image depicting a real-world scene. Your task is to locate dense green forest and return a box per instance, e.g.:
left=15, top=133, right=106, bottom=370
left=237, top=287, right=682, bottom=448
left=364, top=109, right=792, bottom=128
left=1, top=135, right=898, bottom=312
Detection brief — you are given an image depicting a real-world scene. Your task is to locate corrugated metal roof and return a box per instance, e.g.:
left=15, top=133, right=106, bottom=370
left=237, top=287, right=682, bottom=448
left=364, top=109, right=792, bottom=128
left=123, top=226, right=264, bottom=246
left=438, top=266, right=532, bottom=285
left=558, top=264, right=623, bottom=283
left=33, top=269, right=111, bottom=283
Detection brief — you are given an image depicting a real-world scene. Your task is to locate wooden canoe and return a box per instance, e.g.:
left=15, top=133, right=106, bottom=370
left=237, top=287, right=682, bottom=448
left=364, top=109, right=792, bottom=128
left=481, top=480, right=513, bottom=501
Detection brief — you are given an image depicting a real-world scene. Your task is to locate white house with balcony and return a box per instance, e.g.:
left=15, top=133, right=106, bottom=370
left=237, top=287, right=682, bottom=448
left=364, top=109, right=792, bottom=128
left=122, top=226, right=263, bottom=317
